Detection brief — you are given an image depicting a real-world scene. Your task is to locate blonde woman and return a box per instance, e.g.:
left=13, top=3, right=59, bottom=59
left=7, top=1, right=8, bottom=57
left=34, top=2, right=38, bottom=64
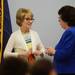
left=4, top=8, right=45, bottom=61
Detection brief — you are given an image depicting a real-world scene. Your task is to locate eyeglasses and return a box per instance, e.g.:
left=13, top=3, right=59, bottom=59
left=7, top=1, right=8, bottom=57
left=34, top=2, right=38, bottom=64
left=24, top=17, right=34, bottom=21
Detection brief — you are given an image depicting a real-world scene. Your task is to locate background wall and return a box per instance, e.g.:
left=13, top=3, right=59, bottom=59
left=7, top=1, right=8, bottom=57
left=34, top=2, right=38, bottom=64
left=8, top=0, right=75, bottom=48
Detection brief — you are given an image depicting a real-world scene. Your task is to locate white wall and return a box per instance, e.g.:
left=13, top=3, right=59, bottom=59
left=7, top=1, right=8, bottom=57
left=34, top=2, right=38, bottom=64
left=8, top=0, right=75, bottom=48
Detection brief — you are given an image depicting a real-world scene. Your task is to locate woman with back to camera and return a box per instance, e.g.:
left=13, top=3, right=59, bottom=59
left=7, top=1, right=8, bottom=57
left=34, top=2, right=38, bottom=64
left=46, top=5, right=75, bottom=73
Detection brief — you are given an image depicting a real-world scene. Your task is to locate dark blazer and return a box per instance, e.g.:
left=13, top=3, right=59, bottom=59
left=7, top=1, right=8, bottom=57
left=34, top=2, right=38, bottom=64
left=54, top=27, right=75, bottom=73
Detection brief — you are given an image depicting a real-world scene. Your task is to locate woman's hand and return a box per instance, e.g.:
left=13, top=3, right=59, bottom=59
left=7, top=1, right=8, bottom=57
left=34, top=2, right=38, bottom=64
left=46, top=47, right=55, bottom=55
left=33, top=50, right=41, bottom=56
left=18, top=51, right=28, bottom=60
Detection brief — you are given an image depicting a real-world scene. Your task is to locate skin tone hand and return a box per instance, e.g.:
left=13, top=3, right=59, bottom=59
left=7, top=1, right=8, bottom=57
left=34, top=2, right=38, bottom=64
left=33, top=50, right=41, bottom=56
left=32, top=44, right=43, bottom=56
left=46, top=47, right=56, bottom=55
left=18, top=49, right=32, bottom=60
left=18, top=52, right=28, bottom=60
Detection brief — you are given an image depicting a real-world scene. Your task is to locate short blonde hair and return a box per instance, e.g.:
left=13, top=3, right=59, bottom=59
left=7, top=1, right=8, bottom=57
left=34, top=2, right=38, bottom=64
left=16, top=8, right=33, bottom=26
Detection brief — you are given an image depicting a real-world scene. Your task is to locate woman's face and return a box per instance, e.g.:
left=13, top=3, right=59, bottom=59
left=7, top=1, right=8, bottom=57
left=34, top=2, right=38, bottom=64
left=58, top=17, right=68, bottom=29
left=21, top=14, right=33, bottom=31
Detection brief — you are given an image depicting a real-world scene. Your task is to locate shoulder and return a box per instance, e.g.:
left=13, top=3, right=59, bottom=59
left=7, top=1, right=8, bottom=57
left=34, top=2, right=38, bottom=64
left=10, top=30, right=19, bottom=38
left=30, top=30, right=39, bottom=35
left=68, top=27, right=75, bottom=34
left=64, top=27, right=75, bottom=37
left=61, top=27, right=75, bottom=41
left=30, top=30, right=40, bottom=39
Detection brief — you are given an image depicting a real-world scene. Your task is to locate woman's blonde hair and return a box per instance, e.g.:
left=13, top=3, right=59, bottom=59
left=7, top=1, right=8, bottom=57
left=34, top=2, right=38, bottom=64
left=16, top=8, right=33, bottom=26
